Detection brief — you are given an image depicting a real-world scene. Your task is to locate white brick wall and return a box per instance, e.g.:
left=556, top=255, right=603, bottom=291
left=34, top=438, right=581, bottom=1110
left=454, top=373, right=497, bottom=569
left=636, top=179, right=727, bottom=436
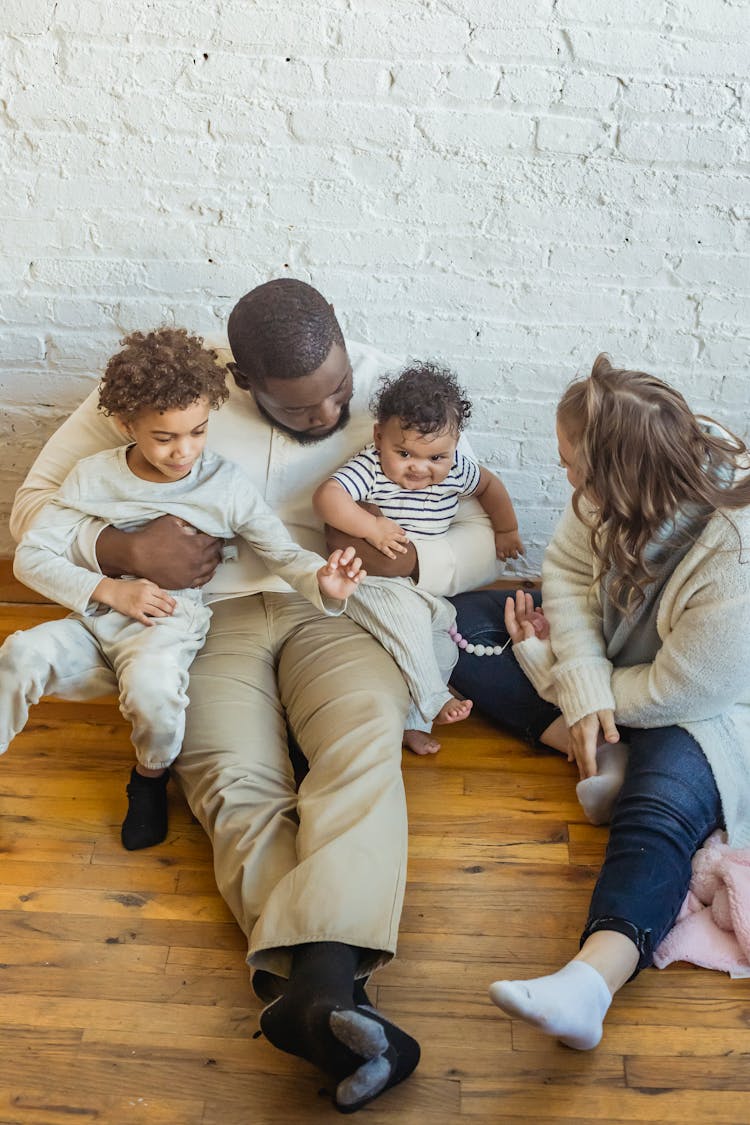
left=1, top=0, right=748, bottom=572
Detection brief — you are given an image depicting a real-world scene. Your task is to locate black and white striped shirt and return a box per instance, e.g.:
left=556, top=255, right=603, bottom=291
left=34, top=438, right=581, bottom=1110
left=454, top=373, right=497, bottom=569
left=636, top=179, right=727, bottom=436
left=332, top=444, right=481, bottom=536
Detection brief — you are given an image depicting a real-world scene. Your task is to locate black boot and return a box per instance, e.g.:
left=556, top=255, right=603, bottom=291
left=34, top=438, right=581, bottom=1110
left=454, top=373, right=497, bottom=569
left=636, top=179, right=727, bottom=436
left=121, top=767, right=169, bottom=851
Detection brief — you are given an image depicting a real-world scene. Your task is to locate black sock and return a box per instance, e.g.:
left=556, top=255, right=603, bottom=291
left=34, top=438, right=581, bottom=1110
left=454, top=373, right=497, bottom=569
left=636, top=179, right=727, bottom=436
left=121, top=767, right=169, bottom=851
left=252, top=968, right=371, bottom=1007
left=258, top=942, right=420, bottom=1112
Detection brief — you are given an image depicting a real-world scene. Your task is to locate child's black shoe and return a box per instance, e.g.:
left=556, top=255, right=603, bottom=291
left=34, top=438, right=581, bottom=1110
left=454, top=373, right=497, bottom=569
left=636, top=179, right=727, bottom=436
left=121, top=767, right=169, bottom=850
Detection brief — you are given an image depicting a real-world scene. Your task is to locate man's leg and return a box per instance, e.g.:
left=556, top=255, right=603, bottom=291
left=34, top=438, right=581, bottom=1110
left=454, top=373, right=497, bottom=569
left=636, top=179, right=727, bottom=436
left=172, top=594, right=300, bottom=943
left=251, top=593, right=419, bottom=1111
left=250, top=591, right=410, bottom=966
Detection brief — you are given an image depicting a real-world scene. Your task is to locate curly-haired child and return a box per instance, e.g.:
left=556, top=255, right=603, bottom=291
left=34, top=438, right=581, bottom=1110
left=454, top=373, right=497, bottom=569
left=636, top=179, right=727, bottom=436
left=313, top=361, right=523, bottom=755
left=3, top=328, right=364, bottom=849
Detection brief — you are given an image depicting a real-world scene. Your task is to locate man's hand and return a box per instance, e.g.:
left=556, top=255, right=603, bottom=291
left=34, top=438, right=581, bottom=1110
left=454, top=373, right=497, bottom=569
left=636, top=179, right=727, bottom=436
left=318, top=546, right=367, bottom=600
left=97, top=515, right=223, bottom=589
left=365, top=516, right=409, bottom=560
left=93, top=577, right=177, bottom=626
left=569, top=710, right=620, bottom=779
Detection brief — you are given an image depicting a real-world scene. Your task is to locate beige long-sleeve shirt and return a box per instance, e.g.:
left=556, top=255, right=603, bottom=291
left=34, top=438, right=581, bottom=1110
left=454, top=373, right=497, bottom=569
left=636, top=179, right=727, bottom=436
left=10, top=340, right=502, bottom=601
left=514, top=499, right=750, bottom=847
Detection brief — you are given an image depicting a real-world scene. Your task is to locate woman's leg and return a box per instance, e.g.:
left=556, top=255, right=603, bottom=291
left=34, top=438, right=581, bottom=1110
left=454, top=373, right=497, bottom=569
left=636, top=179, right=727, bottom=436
left=449, top=589, right=560, bottom=742
left=490, top=725, right=722, bottom=1048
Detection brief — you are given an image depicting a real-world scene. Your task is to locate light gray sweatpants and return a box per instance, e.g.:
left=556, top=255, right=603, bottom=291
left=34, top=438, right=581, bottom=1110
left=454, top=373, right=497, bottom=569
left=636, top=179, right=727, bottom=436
left=0, top=595, right=211, bottom=770
left=346, top=575, right=459, bottom=731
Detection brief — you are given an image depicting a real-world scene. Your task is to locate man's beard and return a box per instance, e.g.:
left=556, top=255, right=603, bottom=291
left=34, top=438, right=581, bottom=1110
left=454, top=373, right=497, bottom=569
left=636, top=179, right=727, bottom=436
left=254, top=399, right=352, bottom=445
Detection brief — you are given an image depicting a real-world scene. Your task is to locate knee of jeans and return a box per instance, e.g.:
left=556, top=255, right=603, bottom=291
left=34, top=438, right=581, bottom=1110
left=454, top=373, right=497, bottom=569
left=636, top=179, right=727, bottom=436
left=450, top=592, right=508, bottom=647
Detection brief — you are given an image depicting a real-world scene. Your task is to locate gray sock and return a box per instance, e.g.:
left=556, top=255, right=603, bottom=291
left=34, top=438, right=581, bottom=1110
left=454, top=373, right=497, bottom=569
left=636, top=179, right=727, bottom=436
left=576, top=742, right=629, bottom=826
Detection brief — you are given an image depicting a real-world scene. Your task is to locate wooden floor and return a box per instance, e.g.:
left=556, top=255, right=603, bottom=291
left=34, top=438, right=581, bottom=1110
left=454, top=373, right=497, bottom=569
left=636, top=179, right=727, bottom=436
left=0, top=598, right=748, bottom=1124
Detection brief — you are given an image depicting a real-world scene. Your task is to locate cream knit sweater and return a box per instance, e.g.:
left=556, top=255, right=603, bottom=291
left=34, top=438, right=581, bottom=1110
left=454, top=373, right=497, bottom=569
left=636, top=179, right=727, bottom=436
left=513, top=499, right=750, bottom=848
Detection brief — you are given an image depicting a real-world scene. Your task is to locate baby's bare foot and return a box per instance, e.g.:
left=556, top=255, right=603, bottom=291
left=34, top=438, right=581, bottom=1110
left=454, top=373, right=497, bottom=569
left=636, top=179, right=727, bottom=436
left=403, top=729, right=441, bottom=755
left=435, top=698, right=473, bottom=725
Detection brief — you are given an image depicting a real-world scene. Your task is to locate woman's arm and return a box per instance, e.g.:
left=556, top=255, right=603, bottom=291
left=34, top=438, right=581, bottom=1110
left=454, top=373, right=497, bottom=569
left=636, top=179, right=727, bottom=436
left=542, top=500, right=616, bottom=725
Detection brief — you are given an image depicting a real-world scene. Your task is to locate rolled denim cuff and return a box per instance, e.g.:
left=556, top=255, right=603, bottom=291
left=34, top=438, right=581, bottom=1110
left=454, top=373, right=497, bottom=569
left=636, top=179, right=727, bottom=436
left=580, top=915, right=652, bottom=978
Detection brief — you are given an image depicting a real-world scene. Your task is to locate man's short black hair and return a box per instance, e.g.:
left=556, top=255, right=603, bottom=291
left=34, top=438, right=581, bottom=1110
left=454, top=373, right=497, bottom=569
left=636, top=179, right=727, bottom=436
left=227, top=278, right=345, bottom=382
left=370, top=361, right=473, bottom=435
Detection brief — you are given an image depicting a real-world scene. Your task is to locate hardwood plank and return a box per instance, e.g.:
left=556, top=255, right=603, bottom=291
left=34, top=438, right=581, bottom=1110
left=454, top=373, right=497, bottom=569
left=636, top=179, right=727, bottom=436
left=0, top=596, right=747, bottom=1122
left=459, top=1081, right=750, bottom=1121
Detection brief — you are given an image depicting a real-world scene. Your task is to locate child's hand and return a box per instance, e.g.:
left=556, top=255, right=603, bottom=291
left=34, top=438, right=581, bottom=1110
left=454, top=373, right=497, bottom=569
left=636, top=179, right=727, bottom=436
left=504, top=589, right=547, bottom=644
left=495, top=528, right=525, bottom=561
left=365, top=516, right=409, bottom=560
left=318, top=546, right=367, bottom=600
left=95, top=577, right=177, bottom=625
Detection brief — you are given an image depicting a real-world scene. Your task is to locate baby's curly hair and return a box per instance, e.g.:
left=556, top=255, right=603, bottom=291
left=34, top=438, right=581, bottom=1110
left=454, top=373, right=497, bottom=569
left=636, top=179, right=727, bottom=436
left=370, top=361, right=473, bottom=436
left=98, top=328, right=229, bottom=419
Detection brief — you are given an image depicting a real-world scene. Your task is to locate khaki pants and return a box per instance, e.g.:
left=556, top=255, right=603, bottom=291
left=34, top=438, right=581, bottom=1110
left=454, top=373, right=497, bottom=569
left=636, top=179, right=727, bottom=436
left=173, top=591, right=411, bottom=978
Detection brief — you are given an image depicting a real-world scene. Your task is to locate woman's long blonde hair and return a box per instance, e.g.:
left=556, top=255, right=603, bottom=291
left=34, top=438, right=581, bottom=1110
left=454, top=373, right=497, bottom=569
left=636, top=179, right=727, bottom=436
left=557, top=354, right=750, bottom=610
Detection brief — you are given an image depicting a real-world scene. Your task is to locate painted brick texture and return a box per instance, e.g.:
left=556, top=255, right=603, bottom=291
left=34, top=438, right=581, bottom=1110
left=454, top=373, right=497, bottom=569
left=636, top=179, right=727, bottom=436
left=1, top=0, right=748, bottom=570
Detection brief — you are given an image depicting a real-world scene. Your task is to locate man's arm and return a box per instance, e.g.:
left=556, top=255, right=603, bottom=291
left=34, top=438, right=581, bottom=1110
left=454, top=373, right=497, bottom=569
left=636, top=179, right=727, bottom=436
left=95, top=518, right=223, bottom=588
left=326, top=494, right=501, bottom=594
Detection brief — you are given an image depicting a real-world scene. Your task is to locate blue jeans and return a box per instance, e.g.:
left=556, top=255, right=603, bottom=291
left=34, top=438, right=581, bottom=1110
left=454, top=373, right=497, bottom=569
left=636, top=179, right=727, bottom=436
left=449, top=589, right=723, bottom=971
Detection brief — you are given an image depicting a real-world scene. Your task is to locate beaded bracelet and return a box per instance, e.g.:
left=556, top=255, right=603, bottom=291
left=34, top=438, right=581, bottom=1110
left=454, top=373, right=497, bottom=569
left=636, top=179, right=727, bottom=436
left=449, top=623, right=512, bottom=657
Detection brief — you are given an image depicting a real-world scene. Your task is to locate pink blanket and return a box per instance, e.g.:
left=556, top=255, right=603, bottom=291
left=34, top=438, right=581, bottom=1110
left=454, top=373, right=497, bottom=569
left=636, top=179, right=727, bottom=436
left=654, top=830, right=750, bottom=974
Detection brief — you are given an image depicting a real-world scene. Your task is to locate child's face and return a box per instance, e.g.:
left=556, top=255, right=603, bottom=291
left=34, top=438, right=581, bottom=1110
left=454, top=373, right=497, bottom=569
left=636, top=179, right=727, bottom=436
left=120, top=397, right=210, bottom=483
left=373, top=417, right=458, bottom=490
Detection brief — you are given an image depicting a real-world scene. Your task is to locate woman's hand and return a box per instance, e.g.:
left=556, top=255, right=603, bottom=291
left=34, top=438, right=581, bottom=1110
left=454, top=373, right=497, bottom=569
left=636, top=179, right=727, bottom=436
left=504, top=589, right=549, bottom=644
left=318, top=546, right=367, bottom=600
left=568, top=710, right=620, bottom=779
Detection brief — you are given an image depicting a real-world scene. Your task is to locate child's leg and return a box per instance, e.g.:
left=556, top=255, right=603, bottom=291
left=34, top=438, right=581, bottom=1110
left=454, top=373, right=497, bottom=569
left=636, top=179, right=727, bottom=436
left=100, top=600, right=211, bottom=850
left=348, top=579, right=459, bottom=723
left=0, top=617, right=117, bottom=752
left=402, top=707, right=441, bottom=756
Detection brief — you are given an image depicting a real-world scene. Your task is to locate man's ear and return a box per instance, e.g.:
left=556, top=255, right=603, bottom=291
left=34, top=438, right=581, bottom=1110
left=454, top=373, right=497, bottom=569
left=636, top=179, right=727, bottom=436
left=228, top=361, right=259, bottom=393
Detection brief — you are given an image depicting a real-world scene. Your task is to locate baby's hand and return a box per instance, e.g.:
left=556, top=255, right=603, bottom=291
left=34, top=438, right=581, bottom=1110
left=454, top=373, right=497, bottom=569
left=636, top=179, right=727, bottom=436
left=366, top=516, right=409, bottom=560
left=495, top=528, right=525, bottom=561
left=318, top=546, right=367, bottom=600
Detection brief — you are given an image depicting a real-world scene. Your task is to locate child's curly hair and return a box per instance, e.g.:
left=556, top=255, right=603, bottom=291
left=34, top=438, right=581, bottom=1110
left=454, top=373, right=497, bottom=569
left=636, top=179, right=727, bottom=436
left=370, top=361, right=472, bottom=435
left=98, top=328, right=229, bottom=419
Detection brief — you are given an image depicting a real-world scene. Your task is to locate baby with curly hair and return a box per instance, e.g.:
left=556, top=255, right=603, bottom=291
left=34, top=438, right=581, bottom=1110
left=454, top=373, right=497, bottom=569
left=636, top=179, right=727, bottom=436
left=4, top=328, right=364, bottom=849
left=314, top=361, right=523, bottom=755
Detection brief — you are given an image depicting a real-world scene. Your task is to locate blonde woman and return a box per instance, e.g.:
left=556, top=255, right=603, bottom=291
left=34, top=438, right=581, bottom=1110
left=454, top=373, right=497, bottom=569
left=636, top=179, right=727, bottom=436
left=449, top=355, right=750, bottom=1049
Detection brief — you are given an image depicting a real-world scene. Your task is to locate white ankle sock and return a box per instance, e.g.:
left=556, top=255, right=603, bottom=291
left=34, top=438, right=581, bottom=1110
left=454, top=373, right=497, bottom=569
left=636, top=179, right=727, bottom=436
left=488, top=960, right=612, bottom=1050
left=576, top=741, right=629, bottom=826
